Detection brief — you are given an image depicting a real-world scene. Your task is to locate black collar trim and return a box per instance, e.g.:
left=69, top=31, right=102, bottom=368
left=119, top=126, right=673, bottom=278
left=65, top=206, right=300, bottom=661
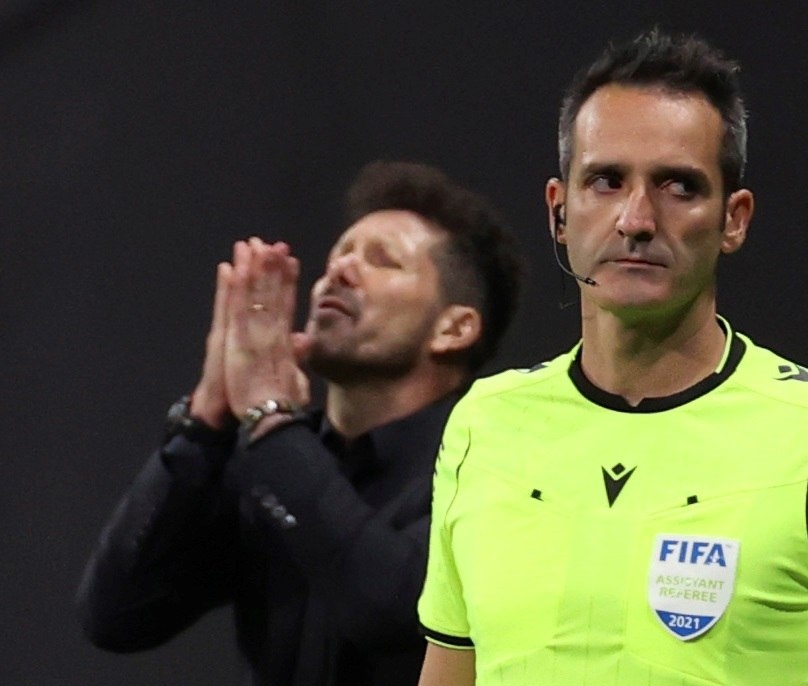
left=568, top=325, right=746, bottom=413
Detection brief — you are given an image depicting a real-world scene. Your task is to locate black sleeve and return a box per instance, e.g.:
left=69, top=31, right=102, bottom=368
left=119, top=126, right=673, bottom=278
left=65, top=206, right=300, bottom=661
left=76, top=437, right=237, bottom=652
left=225, top=422, right=432, bottom=651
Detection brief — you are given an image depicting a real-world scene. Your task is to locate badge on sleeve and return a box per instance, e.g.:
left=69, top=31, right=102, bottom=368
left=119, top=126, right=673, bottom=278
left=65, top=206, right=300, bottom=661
left=648, top=534, right=740, bottom=640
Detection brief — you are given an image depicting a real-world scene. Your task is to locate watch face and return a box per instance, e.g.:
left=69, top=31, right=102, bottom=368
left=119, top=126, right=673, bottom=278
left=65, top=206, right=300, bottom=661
left=164, top=396, right=235, bottom=446
left=166, top=397, right=192, bottom=434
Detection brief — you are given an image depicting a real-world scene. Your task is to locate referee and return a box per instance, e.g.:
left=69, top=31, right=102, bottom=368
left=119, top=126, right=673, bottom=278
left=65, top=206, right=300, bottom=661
left=418, top=29, right=808, bottom=686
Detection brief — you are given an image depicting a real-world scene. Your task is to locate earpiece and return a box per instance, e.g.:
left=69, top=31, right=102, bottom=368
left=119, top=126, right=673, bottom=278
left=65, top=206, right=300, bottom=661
left=549, top=204, right=597, bottom=287
left=552, top=204, right=566, bottom=231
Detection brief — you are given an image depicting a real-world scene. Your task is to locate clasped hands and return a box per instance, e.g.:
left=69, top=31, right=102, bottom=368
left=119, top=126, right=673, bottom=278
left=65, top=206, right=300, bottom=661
left=190, top=238, right=311, bottom=436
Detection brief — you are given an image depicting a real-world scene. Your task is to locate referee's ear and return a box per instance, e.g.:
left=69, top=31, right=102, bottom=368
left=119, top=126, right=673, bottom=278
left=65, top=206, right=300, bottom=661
left=546, top=177, right=567, bottom=244
left=721, top=188, right=753, bottom=255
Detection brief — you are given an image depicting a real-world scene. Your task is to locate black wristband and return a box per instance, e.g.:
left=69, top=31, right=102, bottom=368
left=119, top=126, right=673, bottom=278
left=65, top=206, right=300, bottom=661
left=165, top=395, right=236, bottom=447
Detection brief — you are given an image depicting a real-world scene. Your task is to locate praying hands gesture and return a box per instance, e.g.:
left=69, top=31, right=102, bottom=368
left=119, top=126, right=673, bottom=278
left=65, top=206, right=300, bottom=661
left=189, top=238, right=311, bottom=438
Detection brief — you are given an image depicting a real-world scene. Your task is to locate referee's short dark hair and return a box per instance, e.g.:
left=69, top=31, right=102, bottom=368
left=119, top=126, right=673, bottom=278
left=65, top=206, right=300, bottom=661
left=558, top=28, right=747, bottom=194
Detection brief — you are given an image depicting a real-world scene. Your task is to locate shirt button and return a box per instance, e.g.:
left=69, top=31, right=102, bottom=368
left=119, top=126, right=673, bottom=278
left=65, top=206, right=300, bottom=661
left=280, top=513, right=298, bottom=529
left=259, top=493, right=279, bottom=509
left=269, top=504, right=287, bottom=519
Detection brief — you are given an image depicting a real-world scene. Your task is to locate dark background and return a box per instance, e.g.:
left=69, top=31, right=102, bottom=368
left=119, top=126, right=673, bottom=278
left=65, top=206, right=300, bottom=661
left=3, top=2, right=806, bottom=684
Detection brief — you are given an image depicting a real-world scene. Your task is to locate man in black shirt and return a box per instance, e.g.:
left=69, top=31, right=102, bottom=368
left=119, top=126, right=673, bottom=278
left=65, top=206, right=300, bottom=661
left=77, top=160, right=522, bottom=686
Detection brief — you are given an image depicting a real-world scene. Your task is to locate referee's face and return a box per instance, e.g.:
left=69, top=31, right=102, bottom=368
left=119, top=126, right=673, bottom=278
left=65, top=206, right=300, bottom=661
left=546, top=84, right=753, bottom=319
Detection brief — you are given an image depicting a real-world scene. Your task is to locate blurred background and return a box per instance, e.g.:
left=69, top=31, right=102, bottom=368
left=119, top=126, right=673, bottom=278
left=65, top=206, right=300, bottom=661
left=3, top=2, right=806, bottom=684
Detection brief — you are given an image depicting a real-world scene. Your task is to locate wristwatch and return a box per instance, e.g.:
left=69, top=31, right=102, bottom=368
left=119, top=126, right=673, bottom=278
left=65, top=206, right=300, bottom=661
left=165, top=395, right=235, bottom=446
left=240, top=398, right=302, bottom=433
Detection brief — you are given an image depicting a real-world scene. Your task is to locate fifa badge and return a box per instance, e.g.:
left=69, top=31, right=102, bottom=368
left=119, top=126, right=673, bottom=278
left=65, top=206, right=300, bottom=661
left=648, top=534, right=739, bottom=640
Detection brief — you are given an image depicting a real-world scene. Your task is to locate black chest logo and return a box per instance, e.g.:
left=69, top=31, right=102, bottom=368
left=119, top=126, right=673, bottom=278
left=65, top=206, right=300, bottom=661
left=602, top=463, right=636, bottom=507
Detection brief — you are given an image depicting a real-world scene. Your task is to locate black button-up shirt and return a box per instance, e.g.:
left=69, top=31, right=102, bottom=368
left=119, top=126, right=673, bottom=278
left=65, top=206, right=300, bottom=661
left=77, top=394, right=459, bottom=686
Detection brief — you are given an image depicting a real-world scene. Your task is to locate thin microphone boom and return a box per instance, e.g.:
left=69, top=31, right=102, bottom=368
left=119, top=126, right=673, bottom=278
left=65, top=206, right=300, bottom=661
left=552, top=235, right=597, bottom=286
left=552, top=206, right=597, bottom=287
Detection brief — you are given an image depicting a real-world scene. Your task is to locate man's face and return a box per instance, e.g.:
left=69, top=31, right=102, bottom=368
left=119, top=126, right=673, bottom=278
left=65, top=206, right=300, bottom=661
left=548, top=84, right=750, bottom=318
left=304, top=209, right=448, bottom=382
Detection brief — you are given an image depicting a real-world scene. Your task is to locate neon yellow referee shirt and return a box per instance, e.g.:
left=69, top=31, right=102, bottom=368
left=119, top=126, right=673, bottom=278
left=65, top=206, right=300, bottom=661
left=419, top=320, right=808, bottom=685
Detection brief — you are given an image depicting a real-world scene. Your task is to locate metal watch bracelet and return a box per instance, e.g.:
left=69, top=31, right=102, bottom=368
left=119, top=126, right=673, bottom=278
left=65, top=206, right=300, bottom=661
left=240, top=399, right=302, bottom=433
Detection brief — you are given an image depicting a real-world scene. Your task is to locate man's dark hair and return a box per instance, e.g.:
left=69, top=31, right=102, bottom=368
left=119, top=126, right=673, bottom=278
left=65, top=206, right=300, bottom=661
left=345, top=160, right=522, bottom=374
left=558, top=28, right=747, bottom=193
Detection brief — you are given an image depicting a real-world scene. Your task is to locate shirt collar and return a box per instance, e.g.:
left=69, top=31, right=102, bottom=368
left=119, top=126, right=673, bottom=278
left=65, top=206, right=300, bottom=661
left=568, top=316, right=746, bottom=413
left=316, top=392, right=461, bottom=477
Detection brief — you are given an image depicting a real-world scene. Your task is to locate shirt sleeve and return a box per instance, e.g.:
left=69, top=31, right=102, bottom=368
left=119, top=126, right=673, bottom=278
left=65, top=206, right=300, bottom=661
left=76, top=436, right=237, bottom=651
left=418, top=398, right=474, bottom=649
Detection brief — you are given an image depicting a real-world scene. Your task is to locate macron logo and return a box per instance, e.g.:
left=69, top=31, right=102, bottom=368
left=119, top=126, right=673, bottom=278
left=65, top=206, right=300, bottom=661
left=659, top=539, right=727, bottom=567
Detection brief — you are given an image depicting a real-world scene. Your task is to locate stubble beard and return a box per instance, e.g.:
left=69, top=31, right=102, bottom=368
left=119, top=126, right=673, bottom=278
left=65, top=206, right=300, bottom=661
left=306, top=318, right=429, bottom=386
